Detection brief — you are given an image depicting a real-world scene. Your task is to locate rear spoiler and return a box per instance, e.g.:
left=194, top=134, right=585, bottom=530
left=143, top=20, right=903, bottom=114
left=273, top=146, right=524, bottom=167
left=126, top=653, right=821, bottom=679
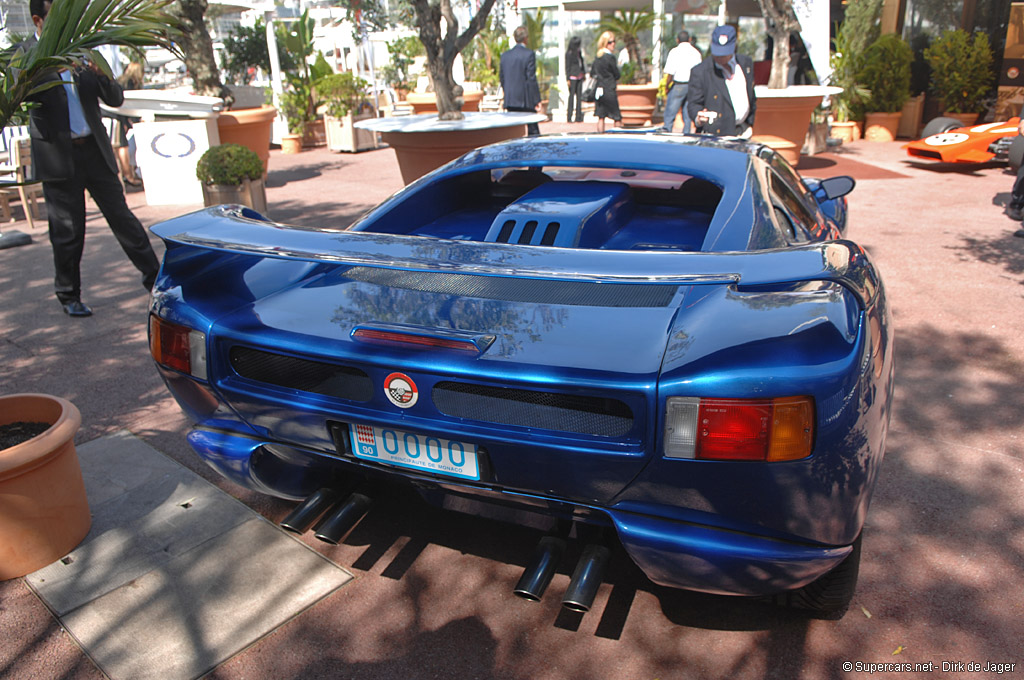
left=152, top=206, right=882, bottom=307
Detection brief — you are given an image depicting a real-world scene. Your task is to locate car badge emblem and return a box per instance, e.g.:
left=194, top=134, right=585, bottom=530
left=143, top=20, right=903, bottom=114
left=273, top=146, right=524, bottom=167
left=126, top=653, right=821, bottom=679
left=384, top=372, right=419, bottom=408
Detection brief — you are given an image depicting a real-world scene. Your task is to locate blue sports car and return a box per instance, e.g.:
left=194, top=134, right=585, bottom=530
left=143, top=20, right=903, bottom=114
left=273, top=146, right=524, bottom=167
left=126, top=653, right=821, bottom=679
left=149, top=133, right=893, bottom=616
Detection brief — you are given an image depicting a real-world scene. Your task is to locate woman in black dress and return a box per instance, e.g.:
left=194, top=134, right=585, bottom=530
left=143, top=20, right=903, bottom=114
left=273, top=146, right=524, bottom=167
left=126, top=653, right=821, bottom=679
left=565, top=36, right=586, bottom=123
left=592, top=31, right=621, bottom=133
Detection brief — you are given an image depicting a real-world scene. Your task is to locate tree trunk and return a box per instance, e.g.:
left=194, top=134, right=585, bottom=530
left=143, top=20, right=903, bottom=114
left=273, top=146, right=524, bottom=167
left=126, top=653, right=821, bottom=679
left=169, top=0, right=234, bottom=106
left=756, top=0, right=801, bottom=89
left=412, top=0, right=497, bottom=120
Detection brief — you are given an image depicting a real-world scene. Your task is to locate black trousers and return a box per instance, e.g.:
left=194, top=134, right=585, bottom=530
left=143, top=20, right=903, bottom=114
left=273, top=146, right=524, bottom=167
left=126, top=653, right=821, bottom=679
left=506, top=106, right=541, bottom=136
left=566, top=79, right=583, bottom=122
left=1012, top=161, right=1024, bottom=210
left=42, top=136, right=159, bottom=302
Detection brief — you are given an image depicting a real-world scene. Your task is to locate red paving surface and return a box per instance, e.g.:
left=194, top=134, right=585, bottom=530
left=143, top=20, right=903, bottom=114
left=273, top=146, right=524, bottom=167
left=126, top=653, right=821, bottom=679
left=1, top=121, right=1023, bottom=679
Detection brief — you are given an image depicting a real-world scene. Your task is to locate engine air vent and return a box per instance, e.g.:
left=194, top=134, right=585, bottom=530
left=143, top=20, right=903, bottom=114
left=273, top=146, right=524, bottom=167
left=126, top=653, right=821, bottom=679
left=229, top=347, right=373, bottom=402
left=433, top=381, right=634, bottom=437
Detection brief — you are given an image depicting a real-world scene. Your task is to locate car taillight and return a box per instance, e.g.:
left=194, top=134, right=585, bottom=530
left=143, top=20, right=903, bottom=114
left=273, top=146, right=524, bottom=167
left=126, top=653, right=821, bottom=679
left=352, top=328, right=479, bottom=352
left=664, top=396, right=813, bottom=461
left=149, top=314, right=207, bottom=379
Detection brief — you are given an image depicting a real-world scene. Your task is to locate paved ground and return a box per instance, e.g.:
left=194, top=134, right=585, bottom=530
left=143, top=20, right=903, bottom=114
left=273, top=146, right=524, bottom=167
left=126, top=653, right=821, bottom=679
left=1, top=121, right=1023, bottom=679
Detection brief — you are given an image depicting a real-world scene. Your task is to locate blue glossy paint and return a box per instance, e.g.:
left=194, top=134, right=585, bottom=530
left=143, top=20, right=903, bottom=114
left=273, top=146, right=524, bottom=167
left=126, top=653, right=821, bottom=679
left=149, top=134, right=890, bottom=599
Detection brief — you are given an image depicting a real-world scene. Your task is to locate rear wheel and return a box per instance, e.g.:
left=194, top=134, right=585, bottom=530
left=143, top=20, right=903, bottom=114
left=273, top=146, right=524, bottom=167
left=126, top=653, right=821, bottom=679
left=921, top=116, right=966, bottom=137
left=771, top=534, right=862, bottom=617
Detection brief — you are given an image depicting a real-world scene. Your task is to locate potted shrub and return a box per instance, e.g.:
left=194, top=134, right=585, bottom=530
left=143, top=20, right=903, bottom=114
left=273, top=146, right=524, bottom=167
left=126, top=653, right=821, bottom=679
left=196, top=143, right=268, bottom=213
left=924, top=29, right=994, bottom=125
left=859, top=33, right=913, bottom=141
left=317, top=72, right=379, bottom=153
left=826, top=15, right=873, bottom=144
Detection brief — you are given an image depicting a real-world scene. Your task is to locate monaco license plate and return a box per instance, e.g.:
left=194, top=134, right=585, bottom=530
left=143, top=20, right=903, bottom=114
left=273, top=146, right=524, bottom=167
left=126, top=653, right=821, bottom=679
left=349, top=424, right=480, bottom=481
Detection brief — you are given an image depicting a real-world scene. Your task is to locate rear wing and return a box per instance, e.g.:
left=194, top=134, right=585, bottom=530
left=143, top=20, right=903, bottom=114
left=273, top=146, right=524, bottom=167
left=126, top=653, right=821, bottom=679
left=152, top=206, right=882, bottom=308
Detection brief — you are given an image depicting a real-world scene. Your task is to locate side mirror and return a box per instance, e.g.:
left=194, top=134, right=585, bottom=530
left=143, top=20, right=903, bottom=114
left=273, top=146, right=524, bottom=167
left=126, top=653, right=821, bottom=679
left=818, top=175, right=856, bottom=200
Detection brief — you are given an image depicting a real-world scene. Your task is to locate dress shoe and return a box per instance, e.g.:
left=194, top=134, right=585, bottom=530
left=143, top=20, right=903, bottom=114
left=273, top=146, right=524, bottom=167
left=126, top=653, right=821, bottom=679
left=61, top=300, right=93, bottom=317
left=1006, top=204, right=1024, bottom=221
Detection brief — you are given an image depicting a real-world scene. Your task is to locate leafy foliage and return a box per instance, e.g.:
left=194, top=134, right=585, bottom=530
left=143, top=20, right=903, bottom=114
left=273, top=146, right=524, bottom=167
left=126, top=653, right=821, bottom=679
left=221, top=19, right=270, bottom=85
left=316, top=71, right=370, bottom=118
left=858, top=34, right=913, bottom=113
left=195, top=143, right=264, bottom=186
left=0, top=0, right=180, bottom=129
left=924, top=30, right=994, bottom=114
left=381, top=35, right=425, bottom=92
left=828, top=21, right=870, bottom=121
left=597, top=10, right=655, bottom=84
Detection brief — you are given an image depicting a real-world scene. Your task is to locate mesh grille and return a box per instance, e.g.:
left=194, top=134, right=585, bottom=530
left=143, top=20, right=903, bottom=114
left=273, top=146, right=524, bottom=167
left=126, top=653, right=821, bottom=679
left=344, top=267, right=677, bottom=308
left=229, top=347, right=373, bottom=402
left=433, top=381, right=634, bottom=437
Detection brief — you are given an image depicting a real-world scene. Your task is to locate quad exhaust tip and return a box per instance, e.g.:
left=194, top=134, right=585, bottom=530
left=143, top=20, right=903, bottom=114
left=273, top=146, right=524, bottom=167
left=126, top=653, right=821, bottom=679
left=513, top=537, right=610, bottom=614
left=279, top=487, right=373, bottom=546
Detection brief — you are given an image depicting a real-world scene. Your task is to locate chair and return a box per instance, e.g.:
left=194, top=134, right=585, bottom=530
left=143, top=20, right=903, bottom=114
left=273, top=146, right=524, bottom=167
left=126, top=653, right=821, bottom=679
left=0, top=137, right=44, bottom=230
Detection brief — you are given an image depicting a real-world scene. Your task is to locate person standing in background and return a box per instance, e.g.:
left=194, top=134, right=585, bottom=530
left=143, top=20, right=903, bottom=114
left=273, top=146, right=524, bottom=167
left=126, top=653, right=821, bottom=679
left=592, top=31, right=622, bottom=134
left=27, top=0, right=159, bottom=317
left=500, top=26, right=543, bottom=136
left=109, top=61, right=143, bottom=187
left=687, top=24, right=757, bottom=137
left=661, top=30, right=703, bottom=133
left=565, top=36, right=586, bottom=123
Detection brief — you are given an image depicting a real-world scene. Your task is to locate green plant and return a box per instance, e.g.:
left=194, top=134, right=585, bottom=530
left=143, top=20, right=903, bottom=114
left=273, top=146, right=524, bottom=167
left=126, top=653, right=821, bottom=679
left=0, top=0, right=180, bottom=129
left=828, top=21, right=871, bottom=122
left=858, top=34, right=913, bottom=113
left=381, top=35, right=425, bottom=92
left=924, top=29, right=994, bottom=114
left=316, top=72, right=370, bottom=118
left=222, top=19, right=271, bottom=85
left=195, top=144, right=264, bottom=186
left=598, top=10, right=655, bottom=84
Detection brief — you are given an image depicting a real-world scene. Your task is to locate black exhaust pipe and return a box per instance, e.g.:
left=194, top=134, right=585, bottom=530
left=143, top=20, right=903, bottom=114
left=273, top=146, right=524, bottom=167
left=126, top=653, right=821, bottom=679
left=313, top=492, right=372, bottom=545
left=513, top=535, right=566, bottom=601
left=279, top=488, right=343, bottom=534
left=561, top=544, right=610, bottom=612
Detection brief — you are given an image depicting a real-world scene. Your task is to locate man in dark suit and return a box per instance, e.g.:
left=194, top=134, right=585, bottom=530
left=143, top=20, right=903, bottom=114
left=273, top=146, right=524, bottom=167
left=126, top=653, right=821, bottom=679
left=499, top=26, right=542, bottom=136
left=687, top=25, right=757, bottom=138
left=28, top=0, right=160, bottom=317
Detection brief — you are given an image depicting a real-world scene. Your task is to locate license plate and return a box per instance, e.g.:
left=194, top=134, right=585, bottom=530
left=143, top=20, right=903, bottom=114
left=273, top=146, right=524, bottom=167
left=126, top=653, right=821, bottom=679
left=349, top=424, right=480, bottom=481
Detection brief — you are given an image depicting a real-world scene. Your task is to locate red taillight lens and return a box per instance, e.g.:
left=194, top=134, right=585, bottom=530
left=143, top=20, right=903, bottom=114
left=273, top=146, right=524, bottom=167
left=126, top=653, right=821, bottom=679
left=352, top=328, right=484, bottom=353
left=664, top=396, right=814, bottom=462
left=150, top=314, right=205, bottom=377
left=697, top=399, right=772, bottom=460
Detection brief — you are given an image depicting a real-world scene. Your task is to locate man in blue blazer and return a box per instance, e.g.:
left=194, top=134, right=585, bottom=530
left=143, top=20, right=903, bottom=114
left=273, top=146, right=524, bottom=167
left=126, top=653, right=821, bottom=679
left=27, top=0, right=160, bottom=317
left=687, top=25, right=757, bottom=138
left=500, top=26, right=542, bottom=136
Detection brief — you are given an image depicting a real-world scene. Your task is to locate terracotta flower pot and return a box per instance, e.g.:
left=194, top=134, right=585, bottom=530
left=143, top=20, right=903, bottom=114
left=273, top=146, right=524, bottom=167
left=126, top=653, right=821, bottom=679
left=617, top=83, right=659, bottom=127
left=942, top=111, right=980, bottom=127
left=281, top=134, right=303, bottom=154
left=831, top=120, right=862, bottom=144
left=0, top=394, right=90, bottom=580
left=216, top=105, right=277, bottom=176
left=404, top=91, right=484, bottom=115
left=752, top=86, right=839, bottom=163
left=864, top=111, right=903, bottom=142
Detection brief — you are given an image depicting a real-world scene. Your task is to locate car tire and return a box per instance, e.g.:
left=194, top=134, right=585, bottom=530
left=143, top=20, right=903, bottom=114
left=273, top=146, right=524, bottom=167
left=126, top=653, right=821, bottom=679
left=921, top=116, right=967, bottom=137
left=770, top=534, right=862, bottom=617
left=1008, top=135, right=1024, bottom=170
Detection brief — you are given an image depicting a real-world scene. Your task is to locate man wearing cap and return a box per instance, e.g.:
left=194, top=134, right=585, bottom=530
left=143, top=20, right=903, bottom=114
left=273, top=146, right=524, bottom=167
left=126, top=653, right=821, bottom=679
left=686, top=25, right=757, bottom=137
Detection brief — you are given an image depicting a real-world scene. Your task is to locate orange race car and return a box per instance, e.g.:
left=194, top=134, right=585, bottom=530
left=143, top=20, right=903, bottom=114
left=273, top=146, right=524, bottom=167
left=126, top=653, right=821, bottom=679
left=904, top=116, right=1023, bottom=165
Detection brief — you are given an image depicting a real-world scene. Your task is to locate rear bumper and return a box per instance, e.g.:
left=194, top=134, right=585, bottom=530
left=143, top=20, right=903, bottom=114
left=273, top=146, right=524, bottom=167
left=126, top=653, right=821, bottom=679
left=187, top=425, right=851, bottom=596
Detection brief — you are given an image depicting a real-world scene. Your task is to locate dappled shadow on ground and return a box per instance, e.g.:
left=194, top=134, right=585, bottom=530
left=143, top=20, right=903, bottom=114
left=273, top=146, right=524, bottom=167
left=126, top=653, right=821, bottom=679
left=948, top=230, right=1024, bottom=279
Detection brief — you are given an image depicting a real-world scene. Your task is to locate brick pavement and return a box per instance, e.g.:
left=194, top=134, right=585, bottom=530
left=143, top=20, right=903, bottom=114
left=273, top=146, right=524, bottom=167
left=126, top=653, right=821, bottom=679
left=1, top=123, right=1022, bottom=679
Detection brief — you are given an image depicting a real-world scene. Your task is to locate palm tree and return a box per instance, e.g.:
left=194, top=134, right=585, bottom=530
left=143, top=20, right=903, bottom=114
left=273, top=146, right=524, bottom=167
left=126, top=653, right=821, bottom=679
left=0, top=0, right=181, bottom=130
left=598, top=10, right=655, bottom=84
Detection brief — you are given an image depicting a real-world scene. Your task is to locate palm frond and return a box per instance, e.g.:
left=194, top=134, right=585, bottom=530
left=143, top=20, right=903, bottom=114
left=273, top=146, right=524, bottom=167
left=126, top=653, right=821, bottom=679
left=0, top=0, right=182, bottom=129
